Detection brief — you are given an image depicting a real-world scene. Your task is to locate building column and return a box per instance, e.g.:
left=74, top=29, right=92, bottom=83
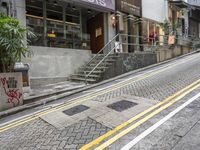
left=15, top=0, right=26, bottom=26
left=127, top=15, right=134, bottom=53
left=43, top=0, right=47, bottom=47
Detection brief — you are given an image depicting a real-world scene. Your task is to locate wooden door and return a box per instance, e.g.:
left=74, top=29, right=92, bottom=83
left=87, top=13, right=104, bottom=54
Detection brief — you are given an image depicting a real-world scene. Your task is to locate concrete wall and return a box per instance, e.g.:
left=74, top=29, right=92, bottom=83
left=100, top=46, right=192, bottom=82
left=142, top=0, right=167, bottom=22
left=156, top=46, right=192, bottom=62
left=101, top=53, right=157, bottom=81
left=22, top=46, right=92, bottom=86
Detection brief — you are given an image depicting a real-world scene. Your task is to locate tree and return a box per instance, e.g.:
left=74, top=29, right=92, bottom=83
left=0, top=13, right=35, bottom=73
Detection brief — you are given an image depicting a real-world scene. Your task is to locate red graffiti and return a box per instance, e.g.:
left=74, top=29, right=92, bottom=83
left=0, top=77, right=22, bottom=107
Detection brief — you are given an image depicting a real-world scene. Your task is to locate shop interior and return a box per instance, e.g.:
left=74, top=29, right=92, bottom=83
left=26, top=0, right=104, bottom=51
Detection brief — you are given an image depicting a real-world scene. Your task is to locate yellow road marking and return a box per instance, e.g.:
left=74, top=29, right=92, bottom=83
left=94, top=81, right=200, bottom=150
left=0, top=55, right=195, bottom=133
left=80, top=78, right=200, bottom=150
left=0, top=66, right=171, bottom=132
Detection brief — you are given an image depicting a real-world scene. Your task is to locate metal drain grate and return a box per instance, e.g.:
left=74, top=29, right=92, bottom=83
left=107, top=100, right=137, bottom=112
left=63, top=105, right=89, bottom=116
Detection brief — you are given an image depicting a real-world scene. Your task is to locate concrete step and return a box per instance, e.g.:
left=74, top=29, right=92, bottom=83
left=88, top=62, right=113, bottom=67
left=92, top=59, right=116, bottom=63
left=79, top=66, right=109, bottom=71
left=78, top=70, right=104, bottom=74
left=70, top=77, right=96, bottom=83
left=72, top=74, right=100, bottom=78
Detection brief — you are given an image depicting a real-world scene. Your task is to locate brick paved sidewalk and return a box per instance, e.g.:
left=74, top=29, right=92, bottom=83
left=1, top=53, right=200, bottom=150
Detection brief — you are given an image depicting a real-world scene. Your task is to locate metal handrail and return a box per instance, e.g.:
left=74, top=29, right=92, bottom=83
left=84, top=33, right=120, bottom=67
left=83, top=33, right=120, bottom=80
left=85, top=42, right=121, bottom=84
left=84, top=33, right=198, bottom=84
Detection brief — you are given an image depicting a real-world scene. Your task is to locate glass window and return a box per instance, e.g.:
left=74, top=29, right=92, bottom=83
left=26, top=0, right=94, bottom=50
left=26, top=0, right=44, bottom=46
left=46, top=2, right=64, bottom=47
left=65, top=4, right=81, bottom=49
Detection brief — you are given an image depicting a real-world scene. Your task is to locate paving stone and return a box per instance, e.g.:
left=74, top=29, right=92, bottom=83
left=0, top=118, right=110, bottom=150
left=1, top=55, right=200, bottom=150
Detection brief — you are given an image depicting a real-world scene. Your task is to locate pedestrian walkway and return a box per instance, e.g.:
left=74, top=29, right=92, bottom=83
left=23, top=81, right=86, bottom=103
left=1, top=53, right=200, bottom=150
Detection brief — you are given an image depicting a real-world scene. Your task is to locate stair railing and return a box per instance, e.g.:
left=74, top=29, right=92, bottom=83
left=84, top=33, right=120, bottom=67
left=84, top=41, right=121, bottom=84
left=83, top=33, right=120, bottom=83
left=84, top=33, right=198, bottom=84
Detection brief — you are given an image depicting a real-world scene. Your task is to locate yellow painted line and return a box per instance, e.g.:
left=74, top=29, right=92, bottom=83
left=94, top=81, right=200, bottom=150
left=0, top=67, right=171, bottom=132
left=80, top=78, right=200, bottom=150
left=0, top=56, right=195, bottom=133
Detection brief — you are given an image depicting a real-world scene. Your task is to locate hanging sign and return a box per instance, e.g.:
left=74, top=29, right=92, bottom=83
left=75, top=0, right=115, bottom=11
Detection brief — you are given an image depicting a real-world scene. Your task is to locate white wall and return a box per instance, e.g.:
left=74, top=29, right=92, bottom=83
left=188, top=0, right=200, bottom=6
left=15, top=0, right=26, bottom=26
left=22, top=46, right=92, bottom=79
left=142, top=0, right=167, bottom=23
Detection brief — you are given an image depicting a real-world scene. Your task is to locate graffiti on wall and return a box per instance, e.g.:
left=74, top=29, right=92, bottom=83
left=0, top=77, right=22, bottom=107
left=123, top=55, right=142, bottom=71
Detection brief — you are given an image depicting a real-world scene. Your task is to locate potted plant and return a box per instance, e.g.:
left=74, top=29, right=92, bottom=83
left=0, top=13, right=34, bottom=111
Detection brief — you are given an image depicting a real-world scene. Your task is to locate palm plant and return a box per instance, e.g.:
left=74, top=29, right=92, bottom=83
left=0, top=13, right=35, bottom=73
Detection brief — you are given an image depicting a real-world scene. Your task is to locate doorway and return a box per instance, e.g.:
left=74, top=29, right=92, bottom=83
left=87, top=13, right=104, bottom=54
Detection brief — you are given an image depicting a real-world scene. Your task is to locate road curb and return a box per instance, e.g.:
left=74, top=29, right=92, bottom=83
left=0, top=50, right=198, bottom=118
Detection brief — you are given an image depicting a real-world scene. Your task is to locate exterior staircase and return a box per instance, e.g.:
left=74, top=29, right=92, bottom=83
left=70, top=54, right=119, bottom=83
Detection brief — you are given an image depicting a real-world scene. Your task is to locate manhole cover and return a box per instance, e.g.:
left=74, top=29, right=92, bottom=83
left=107, top=100, right=137, bottom=112
left=63, top=105, right=89, bottom=116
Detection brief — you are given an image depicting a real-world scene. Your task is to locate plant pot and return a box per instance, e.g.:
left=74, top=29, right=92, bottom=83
left=0, top=72, right=23, bottom=111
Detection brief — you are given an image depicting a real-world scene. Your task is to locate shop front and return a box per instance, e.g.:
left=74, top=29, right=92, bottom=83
left=116, top=0, right=142, bottom=52
left=26, top=0, right=115, bottom=53
left=188, top=9, right=200, bottom=38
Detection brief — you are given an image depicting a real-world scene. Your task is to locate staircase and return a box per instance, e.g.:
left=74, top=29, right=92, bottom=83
left=70, top=33, right=197, bottom=84
left=70, top=54, right=119, bottom=84
left=69, top=33, right=121, bottom=84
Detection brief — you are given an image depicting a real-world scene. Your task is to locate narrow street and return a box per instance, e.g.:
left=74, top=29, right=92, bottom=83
left=1, top=52, right=200, bottom=150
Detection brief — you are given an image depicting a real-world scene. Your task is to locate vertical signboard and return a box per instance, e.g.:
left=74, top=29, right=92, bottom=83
left=0, top=72, right=23, bottom=111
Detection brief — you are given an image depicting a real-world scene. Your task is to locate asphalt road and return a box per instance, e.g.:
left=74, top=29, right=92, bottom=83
left=1, top=52, right=200, bottom=150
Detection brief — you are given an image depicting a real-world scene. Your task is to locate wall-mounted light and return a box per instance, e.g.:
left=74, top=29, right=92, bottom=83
left=87, top=9, right=91, bottom=14
left=72, top=6, right=77, bottom=11
left=110, top=14, right=116, bottom=28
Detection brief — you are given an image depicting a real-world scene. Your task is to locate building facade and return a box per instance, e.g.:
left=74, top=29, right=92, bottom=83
left=115, top=0, right=142, bottom=52
left=0, top=0, right=116, bottom=84
left=142, top=0, right=168, bottom=46
left=187, top=0, right=200, bottom=38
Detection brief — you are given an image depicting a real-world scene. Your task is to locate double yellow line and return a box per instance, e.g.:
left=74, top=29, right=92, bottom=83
left=0, top=55, right=195, bottom=133
left=80, top=78, right=200, bottom=150
left=0, top=64, right=173, bottom=133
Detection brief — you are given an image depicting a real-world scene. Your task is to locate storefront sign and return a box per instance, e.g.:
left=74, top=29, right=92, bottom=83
left=95, top=27, right=102, bottom=37
left=121, top=1, right=141, bottom=16
left=168, top=35, right=175, bottom=45
left=75, top=0, right=115, bottom=11
left=48, top=33, right=56, bottom=38
left=117, top=0, right=141, bottom=16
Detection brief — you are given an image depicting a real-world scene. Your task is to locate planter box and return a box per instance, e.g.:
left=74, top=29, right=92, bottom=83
left=0, top=72, right=23, bottom=111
